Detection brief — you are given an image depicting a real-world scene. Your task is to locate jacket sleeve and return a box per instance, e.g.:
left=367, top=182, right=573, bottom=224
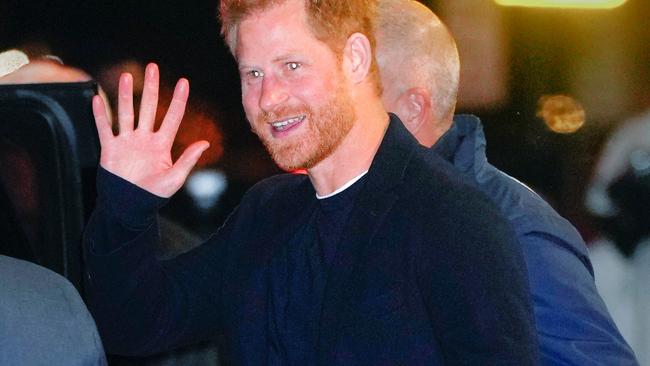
left=83, top=167, right=238, bottom=356
left=520, top=229, right=639, bottom=365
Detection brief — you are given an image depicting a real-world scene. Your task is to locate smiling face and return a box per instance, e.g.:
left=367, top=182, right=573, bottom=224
left=236, top=0, right=356, bottom=171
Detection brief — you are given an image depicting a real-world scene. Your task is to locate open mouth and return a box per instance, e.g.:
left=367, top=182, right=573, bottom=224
left=271, top=115, right=306, bottom=132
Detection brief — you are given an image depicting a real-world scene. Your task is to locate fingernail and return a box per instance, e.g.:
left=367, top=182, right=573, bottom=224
left=121, top=73, right=132, bottom=83
left=177, top=78, right=189, bottom=92
left=147, top=63, right=158, bottom=76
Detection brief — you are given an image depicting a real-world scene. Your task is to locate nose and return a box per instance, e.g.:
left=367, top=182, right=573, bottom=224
left=259, top=75, right=288, bottom=113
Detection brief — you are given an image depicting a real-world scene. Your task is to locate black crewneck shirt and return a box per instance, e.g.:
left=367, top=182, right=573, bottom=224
left=268, top=174, right=367, bottom=365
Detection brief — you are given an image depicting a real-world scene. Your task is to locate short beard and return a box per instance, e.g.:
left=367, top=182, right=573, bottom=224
left=253, top=84, right=356, bottom=171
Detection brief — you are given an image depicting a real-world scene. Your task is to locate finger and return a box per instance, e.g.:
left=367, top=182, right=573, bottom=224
left=158, top=78, right=189, bottom=142
left=92, top=95, right=114, bottom=145
left=137, top=63, right=159, bottom=131
left=117, top=73, right=135, bottom=132
left=165, top=140, right=210, bottom=194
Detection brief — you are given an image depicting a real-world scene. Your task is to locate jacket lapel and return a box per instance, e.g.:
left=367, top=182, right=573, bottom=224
left=232, top=174, right=316, bottom=365
left=318, top=114, right=418, bottom=350
left=267, top=175, right=318, bottom=250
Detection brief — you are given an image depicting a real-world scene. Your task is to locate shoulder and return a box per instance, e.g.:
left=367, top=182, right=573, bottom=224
left=240, top=173, right=311, bottom=207
left=404, top=146, right=504, bottom=224
left=222, top=173, right=312, bottom=228
left=478, top=164, right=591, bottom=267
left=0, top=255, right=106, bottom=365
left=397, top=147, right=517, bottom=256
left=479, top=163, right=562, bottom=226
left=0, top=256, right=92, bottom=322
left=0, top=255, right=76, bottom=293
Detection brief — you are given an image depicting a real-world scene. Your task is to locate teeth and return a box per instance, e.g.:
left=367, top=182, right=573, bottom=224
left=271, top=115, right=304, bottom=131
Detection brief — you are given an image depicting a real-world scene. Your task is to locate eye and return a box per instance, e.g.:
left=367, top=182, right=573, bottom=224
left=248, top=69, right=264, bottom=78
left=286, top=62, right=301, bottom=71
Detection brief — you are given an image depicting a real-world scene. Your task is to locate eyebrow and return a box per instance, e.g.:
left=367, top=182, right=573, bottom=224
left=238, top=50, right=305, bottom=70
left=272, top=53, right=301, bottom=63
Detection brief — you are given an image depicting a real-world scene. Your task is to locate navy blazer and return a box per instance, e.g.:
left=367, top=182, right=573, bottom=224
left=85, top=114, right=539, bottom=365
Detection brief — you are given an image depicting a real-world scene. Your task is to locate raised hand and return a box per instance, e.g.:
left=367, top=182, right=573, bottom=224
left=92, top=63, right=210, bottom=198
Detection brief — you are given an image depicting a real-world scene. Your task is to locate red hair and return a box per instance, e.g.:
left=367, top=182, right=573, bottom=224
left=219, top=0, right=381, bottom=94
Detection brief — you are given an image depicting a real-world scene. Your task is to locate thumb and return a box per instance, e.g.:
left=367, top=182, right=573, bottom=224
left=166, top=140, right=211, bottom=193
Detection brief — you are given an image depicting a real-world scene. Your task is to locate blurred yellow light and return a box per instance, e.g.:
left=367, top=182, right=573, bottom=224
left=537, top=95, right=586, bottom=134
left=494, top=0, right=628, bottom=9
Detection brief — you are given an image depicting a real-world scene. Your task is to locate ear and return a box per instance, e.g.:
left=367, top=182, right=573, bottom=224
left=394, top=87, right=432, bottom=135
left=342, top=32, right=372, bottom=84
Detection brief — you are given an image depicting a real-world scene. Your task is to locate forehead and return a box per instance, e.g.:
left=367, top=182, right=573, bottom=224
left=235, top=0, right=322, bottom=61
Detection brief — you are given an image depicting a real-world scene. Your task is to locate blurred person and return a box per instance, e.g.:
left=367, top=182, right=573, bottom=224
left=83, top=0, right=539, bottom=364
left=0, top=51, right=112, bottom=118
left=375, top=0, right=638, bottom=364
left=0, top=55, right=91, bottom=83
left=586, top=110, right=650, bottom=365
left=0, top=50, right=106, bottom=366
left=0, top=255, right=106, bottom=366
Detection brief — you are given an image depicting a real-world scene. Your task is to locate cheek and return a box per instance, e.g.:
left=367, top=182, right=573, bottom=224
left=292, top=76, right=334, bottom=105
left=241, top=86, right=260, bottom=118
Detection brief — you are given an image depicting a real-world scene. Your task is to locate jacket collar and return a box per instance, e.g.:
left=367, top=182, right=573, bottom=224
left=431, top=114, right=487, bottom=180
left=363, top=113, right=419, bottom=194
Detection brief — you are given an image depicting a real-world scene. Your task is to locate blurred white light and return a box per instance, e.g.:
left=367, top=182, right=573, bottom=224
left=185, top=170, right=228, bottom=210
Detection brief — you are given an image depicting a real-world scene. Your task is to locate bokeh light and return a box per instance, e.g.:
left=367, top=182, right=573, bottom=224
left=536, top=94, right=586, bottom=134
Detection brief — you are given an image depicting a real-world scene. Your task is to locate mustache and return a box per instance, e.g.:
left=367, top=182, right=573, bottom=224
left=257, top=105, right=312, bottom=125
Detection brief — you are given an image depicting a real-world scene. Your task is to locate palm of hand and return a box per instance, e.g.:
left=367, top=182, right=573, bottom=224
left=100, top=129, right=174, bottom=192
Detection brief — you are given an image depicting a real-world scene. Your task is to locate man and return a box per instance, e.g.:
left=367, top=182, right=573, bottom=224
left=84, top=0, right=539, bottom=364
left=374, top=0, right=638, bottom=364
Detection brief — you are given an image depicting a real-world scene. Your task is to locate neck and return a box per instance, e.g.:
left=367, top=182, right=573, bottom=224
left=419, top=115, right=453, bottom=148
left=307, top=96, right=389, bottom=196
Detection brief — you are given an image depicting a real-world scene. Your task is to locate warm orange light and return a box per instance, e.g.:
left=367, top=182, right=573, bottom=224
left=536, top=95, right=586, bottom=134
left=494, top=0, right=627, bottom=9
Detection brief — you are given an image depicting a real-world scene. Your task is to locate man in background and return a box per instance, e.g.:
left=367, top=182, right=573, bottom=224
left=375, top=0, right=638, bottom=364
left=0, top=255, right=106, bottom=366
